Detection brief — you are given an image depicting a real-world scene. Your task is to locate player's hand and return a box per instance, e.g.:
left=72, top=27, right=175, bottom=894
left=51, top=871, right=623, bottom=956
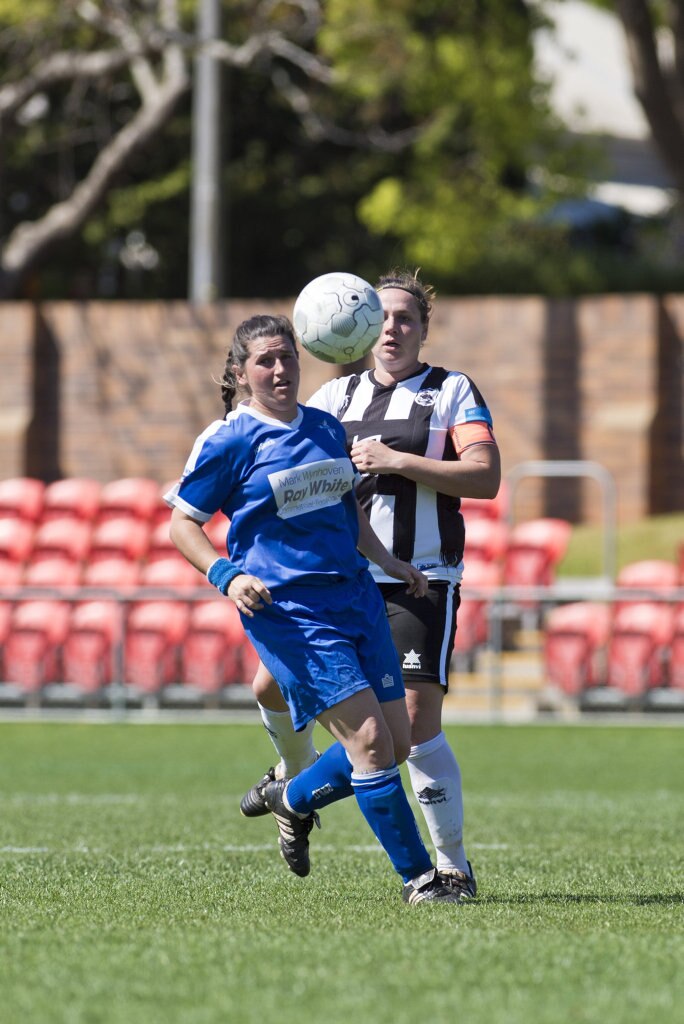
left=381, top=558, right=428, bottom=598
left=227, top=574, right=272, bottom=617
left=350, top=438, right=401, bottom=475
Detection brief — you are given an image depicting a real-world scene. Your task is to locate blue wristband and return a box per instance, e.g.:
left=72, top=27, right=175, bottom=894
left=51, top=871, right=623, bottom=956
left=207, top=557, right=244, bottom=595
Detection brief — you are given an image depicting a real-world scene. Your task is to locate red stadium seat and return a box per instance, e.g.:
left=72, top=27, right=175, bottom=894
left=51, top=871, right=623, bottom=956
left=669, top=605, right=684, bottom=691
left=123, top=600, right=190, bottom=698
left=615, top=559, right=679, bottom=597
left=2, top=600, right=71, bottom=694
left=503, top=517, right=572, bottom=590
left=180, top=600, right=248, bottom=695
left=97, top=478, right=162, bottom=524
left=0, top=600, right=14, bottom=681
left=0, top=561, right=23, bottom=590
left=31, top=517, right=91, bottom=565
left=42, top=478, right=102, bottom=523
left=140, top=557, right=205, bottom=591
left=460, top=481, right=509, bottom=522
left=454, top=559, right=501, bottom=670
left=89, top=517, right=150, bottom=564
left=543, top=602, right=611, bottom=697
left=464, top=518, right=509, bottom=564
left=146, top=519, right=181, bottom=563
left=81, top=557, right=141, bottom=590
left=605, top=601, right=675, bottom=699
left=0, top=518, right=35, bottom=565
left=60, top=601, right=123, bottom=696
left=22, top=556, right=82, bottom=590
left=0, top=477, right=45, bottom=523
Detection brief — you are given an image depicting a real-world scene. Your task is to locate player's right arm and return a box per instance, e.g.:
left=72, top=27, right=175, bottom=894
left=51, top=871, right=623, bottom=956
left=169, top=507, right=271, bottom=616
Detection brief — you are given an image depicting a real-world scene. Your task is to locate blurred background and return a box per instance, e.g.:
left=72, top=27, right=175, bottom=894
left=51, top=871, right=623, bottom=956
left=0, top=0, right=682, bottom=717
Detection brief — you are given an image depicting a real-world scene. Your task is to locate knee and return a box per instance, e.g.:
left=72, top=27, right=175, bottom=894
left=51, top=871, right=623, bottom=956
left=251, top=662, right=285, bottom=708
left=349, top=717, right=396, bottom=771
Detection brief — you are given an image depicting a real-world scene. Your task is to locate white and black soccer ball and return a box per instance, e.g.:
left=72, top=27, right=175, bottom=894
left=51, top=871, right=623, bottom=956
left=292, top=272, right=384, bottom=364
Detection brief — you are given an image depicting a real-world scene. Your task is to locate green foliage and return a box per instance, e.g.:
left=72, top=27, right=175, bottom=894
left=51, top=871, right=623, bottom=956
left=1, top=0, right=678, bottom=298
left=319, top=0, right=589, bottom=282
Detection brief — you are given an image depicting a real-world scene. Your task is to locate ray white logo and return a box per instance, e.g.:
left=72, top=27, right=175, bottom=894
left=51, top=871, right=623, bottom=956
left=381, top=673, right=395, bottom=688
left=403, top=649, right=422, bottom=670
left=268, top=458, right=354, bottom=519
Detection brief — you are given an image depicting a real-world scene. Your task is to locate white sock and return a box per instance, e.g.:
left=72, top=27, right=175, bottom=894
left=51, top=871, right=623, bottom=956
left=257, top=704, right=317, bottom=778
left=406, top=731, right=470, bottom=874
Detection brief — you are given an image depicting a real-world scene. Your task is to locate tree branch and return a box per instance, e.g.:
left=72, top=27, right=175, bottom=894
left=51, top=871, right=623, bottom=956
left=615, top=0, right=684, bottom=189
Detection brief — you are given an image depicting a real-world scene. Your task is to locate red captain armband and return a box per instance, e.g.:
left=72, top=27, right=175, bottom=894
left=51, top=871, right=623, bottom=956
left=449, top=421, right=496, bottom=456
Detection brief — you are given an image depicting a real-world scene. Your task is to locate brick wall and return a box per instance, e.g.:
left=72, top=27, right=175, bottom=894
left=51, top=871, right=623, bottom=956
left=3, top=294, right=682, bottom=524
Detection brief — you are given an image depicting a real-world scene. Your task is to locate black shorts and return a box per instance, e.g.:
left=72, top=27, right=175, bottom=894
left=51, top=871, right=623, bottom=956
left=378, top=580, right=461, bottom=691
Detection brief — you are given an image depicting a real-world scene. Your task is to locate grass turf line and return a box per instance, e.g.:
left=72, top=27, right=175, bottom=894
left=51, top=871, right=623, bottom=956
left=0, top=722, right=682, bottom=1024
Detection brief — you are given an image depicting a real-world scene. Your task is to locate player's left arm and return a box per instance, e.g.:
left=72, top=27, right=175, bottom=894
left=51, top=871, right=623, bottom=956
left=354, top=496, right=428, bottom=596
left=349, top=424, right=501, bottom=500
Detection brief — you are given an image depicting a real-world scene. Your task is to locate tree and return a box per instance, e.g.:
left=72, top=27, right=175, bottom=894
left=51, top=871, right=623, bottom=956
left=0, top=1, right=589, bottom=300
left=611, top=0, right=684, bottom=192
left=0, top=0, right=336, bottom=299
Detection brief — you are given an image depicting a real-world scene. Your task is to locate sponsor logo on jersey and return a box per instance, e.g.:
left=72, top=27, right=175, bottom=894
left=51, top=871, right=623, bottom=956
left=465, top=405, right=493, bottom=425
left=268, top=458, right=354, bottom=519
left=381, top=673, right=395, bottom=688
left=414, top=388, right=439, bottom=407
left=403, top=649, right=422, bottom=670
left=417, top=784, right=448, bottom=805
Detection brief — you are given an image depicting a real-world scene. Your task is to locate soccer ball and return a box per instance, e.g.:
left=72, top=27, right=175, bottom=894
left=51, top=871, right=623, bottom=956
left=292, top=272, right=384, bottom=364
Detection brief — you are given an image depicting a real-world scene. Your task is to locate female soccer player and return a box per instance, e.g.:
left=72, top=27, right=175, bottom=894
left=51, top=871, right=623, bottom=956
left=241, top=271, right=501, bottom=899
left=165, top=312, right=461, bottom=905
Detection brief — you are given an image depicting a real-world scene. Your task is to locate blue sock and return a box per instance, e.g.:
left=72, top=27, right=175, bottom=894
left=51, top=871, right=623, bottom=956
left=351, top=765, right=433, bottom=883
left=285, top=741, right=354, bottom=813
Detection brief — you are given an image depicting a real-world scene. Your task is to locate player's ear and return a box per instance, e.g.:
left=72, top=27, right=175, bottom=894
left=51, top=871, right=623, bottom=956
left=233, top=363, right=247, bottom=387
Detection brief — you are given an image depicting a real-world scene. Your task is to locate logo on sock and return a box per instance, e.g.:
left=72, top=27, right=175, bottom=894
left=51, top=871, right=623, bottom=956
left=417, top=784, right=447, bottom=805
left=403, top=649, right=421, bottom=670
left=311, top=783, right=334, bottom=800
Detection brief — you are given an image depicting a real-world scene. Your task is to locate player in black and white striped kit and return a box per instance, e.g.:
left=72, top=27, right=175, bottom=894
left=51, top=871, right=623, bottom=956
left=240, top=269, right=500, bottom=899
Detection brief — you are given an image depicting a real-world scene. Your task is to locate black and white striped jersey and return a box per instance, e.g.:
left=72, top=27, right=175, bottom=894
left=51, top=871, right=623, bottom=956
left=308, top=363, right=495, bottom=583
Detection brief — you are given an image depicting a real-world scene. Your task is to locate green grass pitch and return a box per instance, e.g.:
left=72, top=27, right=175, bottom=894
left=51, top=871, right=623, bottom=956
left=0, top=720, right=681, bottom=1024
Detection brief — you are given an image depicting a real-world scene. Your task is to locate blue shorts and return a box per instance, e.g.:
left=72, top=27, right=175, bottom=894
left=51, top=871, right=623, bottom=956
left=242, top=570, right=406, bottom=731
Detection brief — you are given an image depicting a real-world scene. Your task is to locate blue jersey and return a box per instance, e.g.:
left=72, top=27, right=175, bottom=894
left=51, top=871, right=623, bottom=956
left=166, top=403, right=368, bottom=590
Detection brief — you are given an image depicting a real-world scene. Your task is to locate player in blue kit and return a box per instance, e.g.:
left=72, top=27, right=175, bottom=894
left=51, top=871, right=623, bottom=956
left=165, top=313, right=462, bottom=905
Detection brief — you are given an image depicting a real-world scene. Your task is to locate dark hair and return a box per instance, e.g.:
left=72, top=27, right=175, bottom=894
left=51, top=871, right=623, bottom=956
left=219, top=314, right=298, bottom=412
left=375, top=268, right=435, bottom=329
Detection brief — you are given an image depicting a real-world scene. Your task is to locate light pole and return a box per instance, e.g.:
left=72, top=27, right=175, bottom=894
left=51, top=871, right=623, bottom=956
left=189, top=0, right=223, bottom=302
